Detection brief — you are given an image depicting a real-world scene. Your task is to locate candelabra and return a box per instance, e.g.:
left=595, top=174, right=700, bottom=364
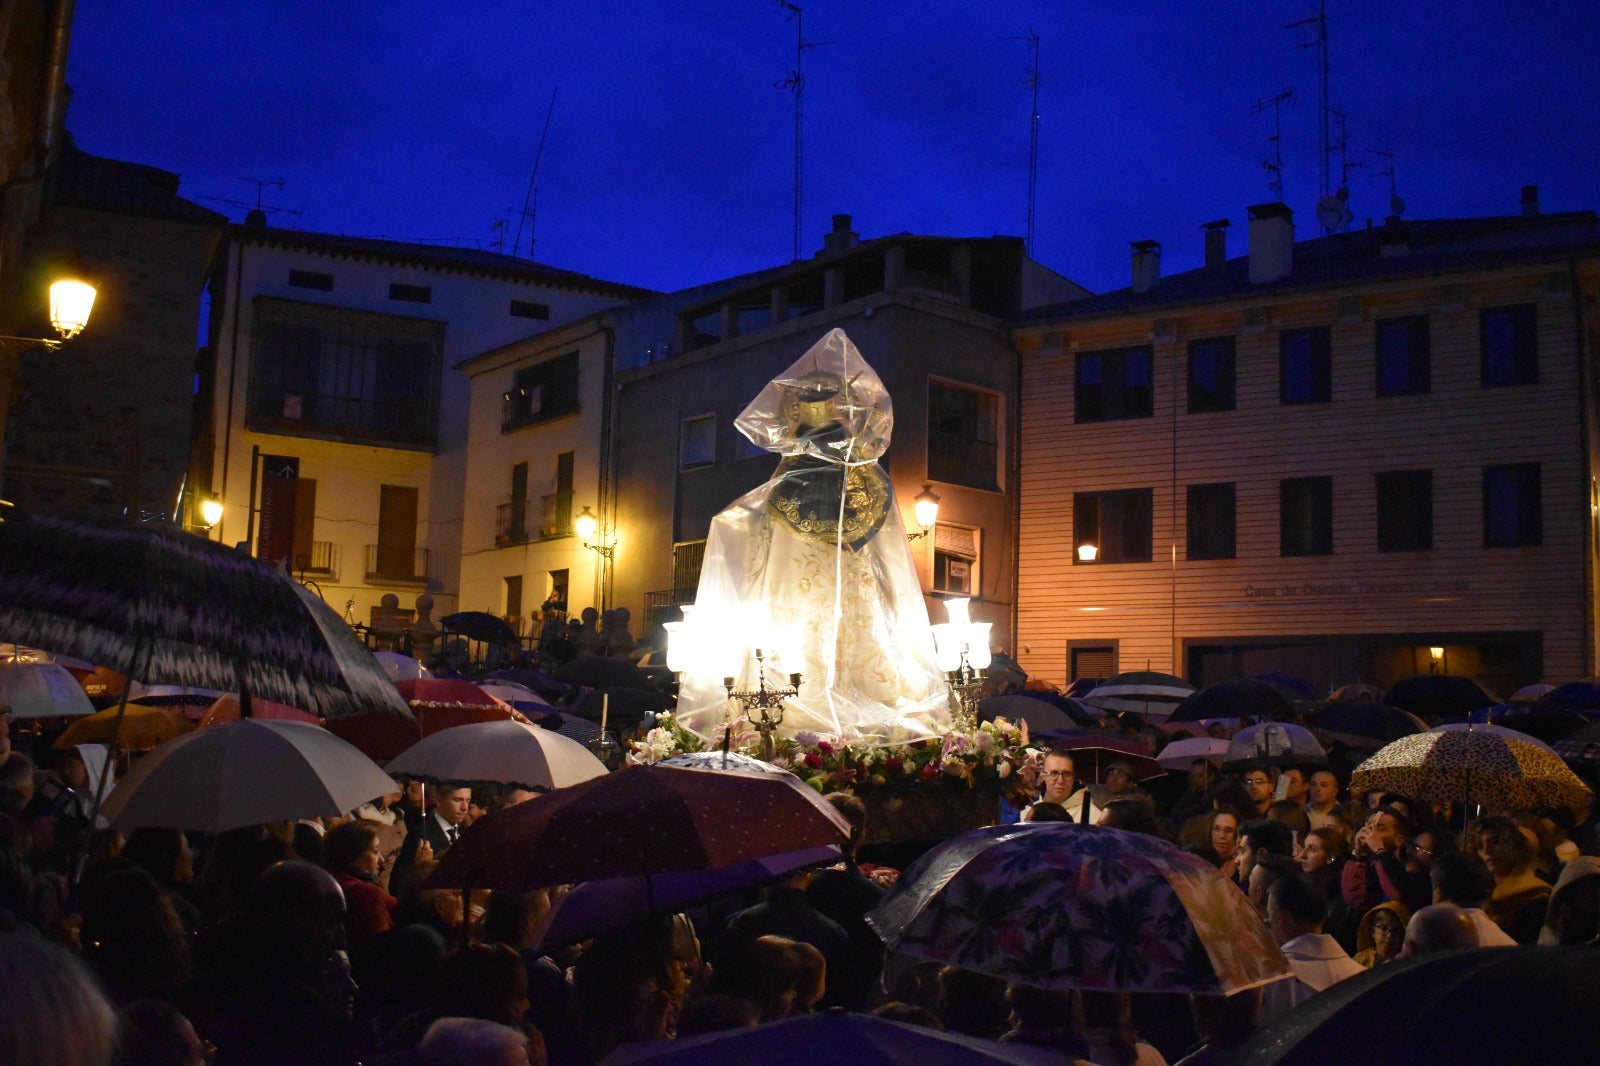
left=946, top=650, right=985, bottom=732
left=723, top=648, right=802, bottom=762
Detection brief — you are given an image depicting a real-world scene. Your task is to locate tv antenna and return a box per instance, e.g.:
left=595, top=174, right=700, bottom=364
left=1370, top=149, right=1405, bottom=219
left=1003, top=30, right=1041, bottom=255
left=1254, top=88, right=1295, bottom=201
left=1316, top=109, right=1357, bottom=233
left=776, top=1, right=832, bottom=261
left=512, top=88, right=558, bottom=259
left=1289, top=1, right=1331, bottom=201
left=199, top=178, right=303, bottom=223
left=490, top=218, right=509, bottom=255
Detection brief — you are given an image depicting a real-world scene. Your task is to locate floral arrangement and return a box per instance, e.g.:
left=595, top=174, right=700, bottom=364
left=629, top=710, right=1046, bottom=806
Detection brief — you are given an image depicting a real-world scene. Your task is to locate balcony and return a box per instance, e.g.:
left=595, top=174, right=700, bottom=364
left=364, top=545, right=430, bottom=585
left=496, top=500, right=531, bottom=546
left=292, top=540, right=339, bottom=578
left=495, top=491, right=573, bottom=547
left=539, top=491, right=573, bottom=539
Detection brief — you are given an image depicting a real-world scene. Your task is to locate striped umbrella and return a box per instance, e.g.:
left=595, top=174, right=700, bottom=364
left=1350, top=728, right=1592, bottom=813
left=0, top=511, right=410, bottom=722
left=1083, top=670, right=1195, bottom=719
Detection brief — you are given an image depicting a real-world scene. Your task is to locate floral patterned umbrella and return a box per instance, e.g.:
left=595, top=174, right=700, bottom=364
left=1350, top=727, right=1592, bottom=812
left=866, top=823, right=1290, bottom=996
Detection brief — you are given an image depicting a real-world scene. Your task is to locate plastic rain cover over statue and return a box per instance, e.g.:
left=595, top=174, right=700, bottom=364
left=675, top=329, right=952, bottom=745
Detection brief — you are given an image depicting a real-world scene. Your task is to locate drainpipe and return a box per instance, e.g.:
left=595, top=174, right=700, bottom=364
left=1009, top=326, right=1023, bottom=659
left=1573, top=259, right=1595, bottom=676
left=598, top=318, right=619, bottom=613
left=38, top=1, right=76, bottom=163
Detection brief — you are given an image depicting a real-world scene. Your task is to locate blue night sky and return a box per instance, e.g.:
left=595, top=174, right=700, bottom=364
left=64, top=2, right=1600, bottom=296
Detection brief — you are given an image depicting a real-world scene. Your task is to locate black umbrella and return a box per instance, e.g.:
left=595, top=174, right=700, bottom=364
left=1167, top=679, right=1296, bottom=723
left=441, top=610, right=518, bottom=646
left=1306, top=700, right=1427, bottom=749
left=1382, top=674, right=1497, bottom=722
left=978, top=693, right=1082, bottom=734
left=570, top=687, right=670, bottom=738
left=1531, top=680, right=1600, bottom=719
left=1554, top=723, right=1600, bottom=775
left=1481, top=702, right=1591, bottom=743
left=1233, top=947, right=1600, bottom=1066
left=553, top=655, right=652, bottom=691
left=0, top=511, right=409, bottom=722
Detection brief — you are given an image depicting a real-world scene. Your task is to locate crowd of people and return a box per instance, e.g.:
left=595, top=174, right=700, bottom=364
left=3, top=693, right=1599, bottom=1066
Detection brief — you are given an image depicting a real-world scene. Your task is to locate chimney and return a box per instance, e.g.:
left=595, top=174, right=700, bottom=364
left=1201, top=218, right=1229, bottom=270
left=819, top=213, right=859, bottom=257
left=1247, top=202, right=1294, bottom=285
left=1521, top=185, right=1540, bottom=216
left=1130, top=240, right=1161, bottom=293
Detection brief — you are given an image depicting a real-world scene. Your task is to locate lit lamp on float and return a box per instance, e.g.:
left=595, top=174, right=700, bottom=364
left=932, top=597, right=991, bottom=731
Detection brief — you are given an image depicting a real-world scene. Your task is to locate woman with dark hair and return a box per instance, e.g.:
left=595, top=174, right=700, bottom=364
left=321, top=819, right=398, bottom=946
left=1474, top=815, right=1552, bottom=944
left=1098, top=798, right=1161, bottom=837
left=120, top=827, right=202, bottom=934
left=1190, top=808, right=1242, bottom=880
left=80, top=866, right=195, bottom=1006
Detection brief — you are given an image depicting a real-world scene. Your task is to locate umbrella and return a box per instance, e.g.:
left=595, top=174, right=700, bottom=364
left=605, top=1010, right=1065, bottom=1066
left=1231, top=946, right=1600, bottom=1066
left=373, top=650, right=430, bottom=682
left=866, top=823, right=1290, bottom=996
left=477, top=682, right=552, bottom=712
left=1222, top=722, right=1327, bottom=773
left=326, top=702, right=522, bottom=764
left=385, top=720, right=607, bottom=792
left=530, top=844, right=841, bottom=953
left=978, top=693, right=1084, bottom=734
left=1430, top=720, right=1557, bottom=755
left=484, top=667, right=569, bottom=700
left=1168, top=679, right=1297, bottom=724
left=394, top=676, right=510, bottom=710
left=441, top=610, right=519, bottom=646
left=0, top=659, right=94, bottom=717
left=1530, top=680, right=1600, bottom=719
left=1082, top=670, right=1195, bottom=719
left=1382, top=674, right=1498, bottom=721
left=1156, top=736, right=1230, bottom=770
left=533, top=710, right=615, bottom=750
left=0, top=511, right=412, bottom=722
left=1472, top=702, right=1590, bottom=743
left=1305, top=701, right=1427, bottom=749
left=554, top=655, right=653, bottom=691
left=570, top=687, right=671, bottom=737
left=1248, top=672, right=1318, bottom=700
left=198, top=692, right=322, bottom=727
left=1510, top=682, right=1557, bottom=703
left=0, top=643, right=94, bottom=670
left=54, top=703, right=188, bottom=750
left=427, top=764, right=852, bottom=893
left=1327, top=682, right=1384, bottom=703
left=1553, top=723, right=1600, bottom=774
left=1350, top=728, right=1592, bottom=813
left=1043, top=734, right=1164, bottom=782
left=99, top=719, right=397, bottom=832
left=658, top=750, right=790, bottom=774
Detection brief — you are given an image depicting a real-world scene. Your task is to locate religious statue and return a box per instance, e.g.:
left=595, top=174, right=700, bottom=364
left=675, top=329, right=951, bottom=745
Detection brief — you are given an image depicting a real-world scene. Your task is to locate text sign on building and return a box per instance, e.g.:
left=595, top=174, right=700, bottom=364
left=257, top=455, right=299, bottom=569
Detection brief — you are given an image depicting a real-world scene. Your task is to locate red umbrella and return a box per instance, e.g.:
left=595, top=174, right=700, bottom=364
left=327, top=703, right=523, bottom=764
left=427, top=764, right=852, bottom=892
left=394, top=677, right=509, bottom=710
left=199, top=692, right=322, bottom=727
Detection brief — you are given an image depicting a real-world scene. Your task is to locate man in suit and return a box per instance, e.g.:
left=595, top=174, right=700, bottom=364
left=394, top=784, right=471, bottom=883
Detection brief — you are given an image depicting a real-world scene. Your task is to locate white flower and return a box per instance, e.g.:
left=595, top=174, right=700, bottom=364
left=997, top=760, right=1013, bottom=779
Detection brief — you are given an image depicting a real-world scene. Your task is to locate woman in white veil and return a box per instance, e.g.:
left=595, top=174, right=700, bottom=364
left=674, top=329, right=951, bottom=746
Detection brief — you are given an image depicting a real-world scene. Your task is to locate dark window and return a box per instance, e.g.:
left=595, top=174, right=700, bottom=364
left=932, top=524, right=979, bottom=594
left=288, top=269, right=334, bottom=291
left=1280, top=476, right=1333, bottom=556
left=1076, top=346, right=1153, bottom=422
left=1074, top=488, right=1153, bottom=564
left=1376, top=469, right=1433, bottom=552
left=1376, top=316, right=1430, bottom=396
left=928, top=382, right=1000, bottom=490
left=1280, top=327, right=1332, bottom=405
left=680, top=414, right=715, bottom=470
left=1187, top=337, right=1236, bottom=413
left=389, top=283, right=432, bottom=304
left=1186, top=482, right=1237, bottom=561
left=510, top=299, right=551, bottom=320
left=1482, top=303, right=1537, bottom=387
left=502, top=352, right=580, bottom=431
left=1483, top=462, right=1542, bottom=547
left=246, top=297, right=443, bottom=447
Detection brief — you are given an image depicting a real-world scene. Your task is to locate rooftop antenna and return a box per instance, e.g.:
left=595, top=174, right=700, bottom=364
left=511, top=89, right=558, bottom=259
left=1370, top=149, right=1405, bottom=219
left=1289, top=1, right=1331, bottom=201
left=776, top=1, right=832, bottom=261
left=200, top=178, right=303, bottom=225
left=1003, top=30, right=1042, bottom=256
left=1317, top=108, right=1357, bottom=233
left=1254, top=88, right=1295, bottom=201
left=490, top=218, right=508, bottom=254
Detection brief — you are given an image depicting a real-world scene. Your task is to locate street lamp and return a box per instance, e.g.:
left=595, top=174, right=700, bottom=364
left=573, top=505, right=614, bottom=559
left=907, top=483, right=940, bottom=540
left=0, top=273, right=98, bottom=355
left=198, top=497, right=224, bottom=529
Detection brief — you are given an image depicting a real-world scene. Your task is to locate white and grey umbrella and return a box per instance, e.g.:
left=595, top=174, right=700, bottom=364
left=386, top=719, right=607, bottom=792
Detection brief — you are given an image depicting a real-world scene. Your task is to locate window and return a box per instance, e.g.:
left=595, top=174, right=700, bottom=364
left=927, top=381, right=1000, bottom=490
left=288, top=269, right=333, bottom=291
left=1186, top=482, right=1236, bottom=561
left=504, top=576, right=523, bottom=625
left=932, top=524, right=979, bottom=595
left=1483, top=462, right=1542, bottom=547
left=1076, top=345, right=1153, bottom=422
left=502, top=352, right=579, bottom=431
left=1074, top=488, right=1153, bottom=564
left=680, top=414, right=715, bottom=470
left=1070, top=644, right=1117, bottom=684
left=510, top=299, right=550, bottom=320
left=247, top=298, right=443, bottom=447
left=546, top=568, right=569, bottom=612
left=1376, top=316, right=1430, bottom=396
left=389, top=283, right=432, bottom=303
left=1280, top=326, right=1332, bottom=405
left=1280, top=476, right=1333, bottom=556
left=1482, top=303, right=1537, bottom=387
left=1187, top=337, right=1236, bottom=413
left=1376, top=469, right=1433, bottom=552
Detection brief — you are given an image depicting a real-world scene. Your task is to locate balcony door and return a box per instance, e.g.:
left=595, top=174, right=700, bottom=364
left=377, top=485, right=418, bottom=580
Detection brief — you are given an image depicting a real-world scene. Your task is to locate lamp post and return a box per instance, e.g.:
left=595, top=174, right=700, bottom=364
left=907, top=482, right=941, bottom=540
left=0, top=274, right=97, bottom=356
left=573, top=505, right=615, bottom=612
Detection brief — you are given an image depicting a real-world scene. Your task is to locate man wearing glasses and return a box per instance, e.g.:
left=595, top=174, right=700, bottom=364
left=1243, top=769, right=1278, bottom=817
left=1025, top=751, right=1102, bottom=824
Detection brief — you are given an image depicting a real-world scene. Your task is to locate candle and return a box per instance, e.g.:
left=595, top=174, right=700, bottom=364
left=600, top=692, right=609, bottom=735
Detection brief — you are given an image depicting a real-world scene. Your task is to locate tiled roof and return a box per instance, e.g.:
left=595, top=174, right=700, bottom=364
left=48, top=139, right=227, bottom=227
left=1019, top=211, right=1600, bottom=325
left=236, top=224, right=657, bottom=299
